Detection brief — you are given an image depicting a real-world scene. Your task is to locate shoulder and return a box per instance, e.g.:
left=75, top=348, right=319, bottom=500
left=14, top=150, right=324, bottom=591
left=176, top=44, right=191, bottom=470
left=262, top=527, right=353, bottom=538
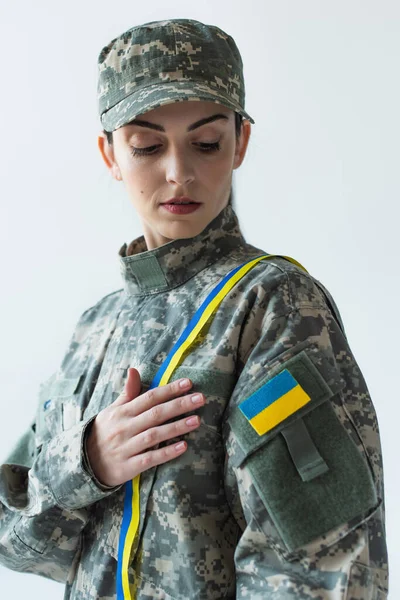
left=237, top=250, right=329, bottom=315
left=234, top=248, right=347, bottom=341
left=54, top=288, right=125, bottom=381
left=77, top=288, right=124, bottom=326
left=64, top=289, right=126, bottom=349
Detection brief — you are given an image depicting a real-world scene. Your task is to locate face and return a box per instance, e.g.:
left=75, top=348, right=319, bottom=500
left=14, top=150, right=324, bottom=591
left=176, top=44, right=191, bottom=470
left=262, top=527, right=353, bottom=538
left=98, top=100, right=251, bottom=250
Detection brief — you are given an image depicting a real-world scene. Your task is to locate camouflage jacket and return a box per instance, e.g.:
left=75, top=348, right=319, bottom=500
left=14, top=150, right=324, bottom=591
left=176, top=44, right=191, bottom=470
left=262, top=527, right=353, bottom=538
left=0, top=205, right=388, bottom=599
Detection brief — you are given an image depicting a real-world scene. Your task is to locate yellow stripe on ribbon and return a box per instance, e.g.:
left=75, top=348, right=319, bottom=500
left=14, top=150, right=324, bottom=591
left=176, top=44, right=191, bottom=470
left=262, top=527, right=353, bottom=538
left=121, top=475, right=140, bottom=599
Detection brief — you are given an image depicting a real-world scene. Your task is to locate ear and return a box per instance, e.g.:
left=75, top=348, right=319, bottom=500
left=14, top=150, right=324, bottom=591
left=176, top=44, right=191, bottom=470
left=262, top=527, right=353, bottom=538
left=97, top=131, right=122, bottom=181
left=233, top=119, right=251, bottom=170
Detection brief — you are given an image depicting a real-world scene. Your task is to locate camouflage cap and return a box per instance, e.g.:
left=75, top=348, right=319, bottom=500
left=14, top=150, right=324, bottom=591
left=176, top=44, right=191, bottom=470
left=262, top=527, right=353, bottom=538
left=97, top=18, right=255, bottom=132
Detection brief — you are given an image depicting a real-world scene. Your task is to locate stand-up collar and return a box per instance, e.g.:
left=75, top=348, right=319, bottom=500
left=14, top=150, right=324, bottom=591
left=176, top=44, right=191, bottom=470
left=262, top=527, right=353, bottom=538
left=118, top=205, right=247, bottom=296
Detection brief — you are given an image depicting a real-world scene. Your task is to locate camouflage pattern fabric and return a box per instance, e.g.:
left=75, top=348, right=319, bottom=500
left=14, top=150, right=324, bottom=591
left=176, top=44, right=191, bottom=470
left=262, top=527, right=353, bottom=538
left=97, top=19, right=255, bottom=133
left=0, top=204, right=388, bottom=598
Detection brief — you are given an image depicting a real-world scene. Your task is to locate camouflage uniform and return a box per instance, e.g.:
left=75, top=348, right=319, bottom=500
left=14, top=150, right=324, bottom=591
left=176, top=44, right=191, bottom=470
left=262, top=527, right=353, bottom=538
left=0, top=204, right=388, bottom=598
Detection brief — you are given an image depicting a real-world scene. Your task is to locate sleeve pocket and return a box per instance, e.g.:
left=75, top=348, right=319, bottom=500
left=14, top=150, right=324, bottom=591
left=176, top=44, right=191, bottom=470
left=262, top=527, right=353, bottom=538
left=227, top=349, right=380, bottom=557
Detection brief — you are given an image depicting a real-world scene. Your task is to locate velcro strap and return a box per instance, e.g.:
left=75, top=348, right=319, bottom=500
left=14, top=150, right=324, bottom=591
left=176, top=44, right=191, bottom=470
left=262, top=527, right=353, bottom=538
left=281, top=418, right=329, bottom=482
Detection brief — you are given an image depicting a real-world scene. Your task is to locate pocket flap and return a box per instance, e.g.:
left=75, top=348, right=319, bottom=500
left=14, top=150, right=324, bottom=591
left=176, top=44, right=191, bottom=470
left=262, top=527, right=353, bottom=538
left=51, top=374, right=83, bottom=398
left=227, top=348, right=344, bottom=468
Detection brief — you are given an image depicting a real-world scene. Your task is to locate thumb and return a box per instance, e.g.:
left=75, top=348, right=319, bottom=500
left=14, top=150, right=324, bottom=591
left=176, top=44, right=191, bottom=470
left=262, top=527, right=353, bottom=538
left=114, top=367, right=142, bottom=406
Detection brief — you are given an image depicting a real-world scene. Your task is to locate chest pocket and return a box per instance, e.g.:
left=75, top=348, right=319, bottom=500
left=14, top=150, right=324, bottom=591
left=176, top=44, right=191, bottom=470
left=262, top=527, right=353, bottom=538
left=35, top=373, right=84, bottom=448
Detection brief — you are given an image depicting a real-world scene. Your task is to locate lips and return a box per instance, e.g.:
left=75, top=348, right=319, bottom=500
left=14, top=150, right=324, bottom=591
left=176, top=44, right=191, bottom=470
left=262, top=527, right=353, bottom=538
left=162, top=196, right=200, bottom=205
left=160, top=196, right=202, bottom=217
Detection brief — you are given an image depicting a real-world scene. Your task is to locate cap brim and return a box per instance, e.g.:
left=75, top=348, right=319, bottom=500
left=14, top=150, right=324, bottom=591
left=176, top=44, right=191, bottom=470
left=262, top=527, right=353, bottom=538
left=100, top=80, right=255, bottom=132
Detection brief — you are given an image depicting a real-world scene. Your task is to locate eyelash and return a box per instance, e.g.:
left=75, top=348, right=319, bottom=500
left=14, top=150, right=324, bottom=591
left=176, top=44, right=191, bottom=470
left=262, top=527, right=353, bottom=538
left=130, top=141, right=221, bottom=157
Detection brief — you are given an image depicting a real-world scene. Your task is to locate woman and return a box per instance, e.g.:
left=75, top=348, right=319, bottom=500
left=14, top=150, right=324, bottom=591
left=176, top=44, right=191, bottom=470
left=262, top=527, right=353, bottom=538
left=0, top=18, right=388, bottom=600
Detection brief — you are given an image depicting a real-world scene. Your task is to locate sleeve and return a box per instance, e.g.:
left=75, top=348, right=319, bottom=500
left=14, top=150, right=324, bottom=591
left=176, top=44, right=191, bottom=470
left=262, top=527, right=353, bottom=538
left=0, top=309, right=122, bottom=583
left=222, top=265, right=388, bottom=600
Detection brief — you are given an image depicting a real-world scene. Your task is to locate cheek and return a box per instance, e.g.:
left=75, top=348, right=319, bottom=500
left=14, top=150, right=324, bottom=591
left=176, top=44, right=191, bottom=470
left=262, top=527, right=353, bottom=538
left=121, top=159, right=159, bottom=191
left=202, top=153, right=234, bottom=185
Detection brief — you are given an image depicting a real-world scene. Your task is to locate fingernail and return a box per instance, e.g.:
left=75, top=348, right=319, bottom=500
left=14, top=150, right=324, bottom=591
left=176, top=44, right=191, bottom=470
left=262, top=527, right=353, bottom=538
left=179, top=378, right=191, bottom=389
left=186, top=416, right=199, bottom=426
left=191, top=394, right=202, bottom=404
left=175, top=441, right=185, bottom=451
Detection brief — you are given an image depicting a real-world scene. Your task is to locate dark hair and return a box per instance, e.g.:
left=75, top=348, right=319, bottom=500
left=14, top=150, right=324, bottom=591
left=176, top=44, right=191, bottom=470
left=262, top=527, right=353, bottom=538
left=103, top=111, right=244, bottom=208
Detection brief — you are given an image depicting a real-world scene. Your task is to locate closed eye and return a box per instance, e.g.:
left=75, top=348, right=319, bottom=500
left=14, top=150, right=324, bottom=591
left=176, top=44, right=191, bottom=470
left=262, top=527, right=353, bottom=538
left=194, top=141, right=221, bottom=152
left=130, top=141, right=221, bottom=157
left=130, top=145, right=161, bottom=157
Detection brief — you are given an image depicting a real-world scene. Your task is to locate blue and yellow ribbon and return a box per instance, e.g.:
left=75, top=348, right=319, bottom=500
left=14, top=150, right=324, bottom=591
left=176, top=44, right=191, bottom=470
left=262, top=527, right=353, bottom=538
left=116, top=253, right=308, bottom=599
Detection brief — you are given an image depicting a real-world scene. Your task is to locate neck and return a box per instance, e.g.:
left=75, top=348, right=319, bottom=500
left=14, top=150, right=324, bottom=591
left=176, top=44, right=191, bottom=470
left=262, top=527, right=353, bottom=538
left=141, top=219, right=173, bottom=251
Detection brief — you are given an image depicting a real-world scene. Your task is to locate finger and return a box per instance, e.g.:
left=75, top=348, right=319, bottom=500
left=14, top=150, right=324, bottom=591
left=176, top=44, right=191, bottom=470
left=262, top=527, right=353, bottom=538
left=128, top=391, right=205, bottom=436
left=126, top=414, right=201, bottom=457
left=126, top=439, right=188, bottom=477
left=123, top=377, right=193, bottom=418
left=113, top=368, right=142, bottom=406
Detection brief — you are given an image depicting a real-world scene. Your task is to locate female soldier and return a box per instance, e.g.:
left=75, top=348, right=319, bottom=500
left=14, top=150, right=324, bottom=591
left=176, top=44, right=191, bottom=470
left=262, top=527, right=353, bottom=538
left=0, top=18, right=388, bottom=600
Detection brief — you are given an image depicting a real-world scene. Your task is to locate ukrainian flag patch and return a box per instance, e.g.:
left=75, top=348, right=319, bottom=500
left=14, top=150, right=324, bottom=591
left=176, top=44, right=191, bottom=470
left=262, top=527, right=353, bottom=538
left=239, top=369, right=311, bottom=436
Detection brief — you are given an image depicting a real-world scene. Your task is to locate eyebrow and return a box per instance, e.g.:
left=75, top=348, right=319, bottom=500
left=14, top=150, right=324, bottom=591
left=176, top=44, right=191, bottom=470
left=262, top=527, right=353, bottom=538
left=128, top=113, right=229, bottom=132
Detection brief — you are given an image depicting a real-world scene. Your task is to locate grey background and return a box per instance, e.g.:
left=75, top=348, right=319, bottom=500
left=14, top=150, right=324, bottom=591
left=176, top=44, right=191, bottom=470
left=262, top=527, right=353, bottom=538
left=0, top=0, right=398, bottom=597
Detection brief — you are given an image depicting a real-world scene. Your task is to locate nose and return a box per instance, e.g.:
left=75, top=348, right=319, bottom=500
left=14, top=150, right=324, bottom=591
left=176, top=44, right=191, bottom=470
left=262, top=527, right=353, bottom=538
left=164, top=144, right=195, bottom=186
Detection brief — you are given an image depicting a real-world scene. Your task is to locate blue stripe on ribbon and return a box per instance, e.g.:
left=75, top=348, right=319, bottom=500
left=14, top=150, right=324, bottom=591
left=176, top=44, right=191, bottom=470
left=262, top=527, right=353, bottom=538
left=117, top=478, right=134, bottom=598
left=239, top=369, right=298, bottom=420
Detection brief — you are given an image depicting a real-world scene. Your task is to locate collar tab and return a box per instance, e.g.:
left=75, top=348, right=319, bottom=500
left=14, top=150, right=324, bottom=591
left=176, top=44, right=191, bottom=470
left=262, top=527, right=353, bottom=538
left=118, top=205, right=246, bottom=296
